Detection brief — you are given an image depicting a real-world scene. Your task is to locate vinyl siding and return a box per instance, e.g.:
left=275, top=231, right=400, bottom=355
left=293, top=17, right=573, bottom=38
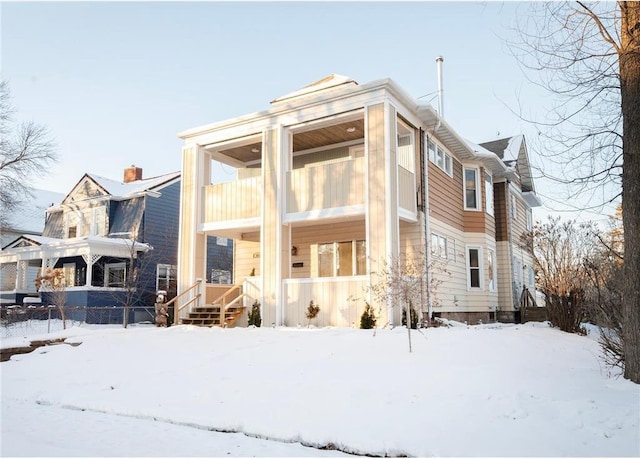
left=428, top=159, right=464, bottom=231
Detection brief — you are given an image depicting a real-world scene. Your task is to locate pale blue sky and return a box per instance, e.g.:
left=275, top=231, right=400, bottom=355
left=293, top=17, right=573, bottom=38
left=0, top=1, right=617, bottom=223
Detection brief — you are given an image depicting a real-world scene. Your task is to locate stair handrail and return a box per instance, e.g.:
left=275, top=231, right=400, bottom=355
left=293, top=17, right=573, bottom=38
left=167, top=279, right=203, bottom=323
left=211, top=284, right=242, bottom=309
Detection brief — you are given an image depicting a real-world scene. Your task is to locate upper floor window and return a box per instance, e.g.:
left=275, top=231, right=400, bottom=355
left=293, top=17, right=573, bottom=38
left=318, top=240, right=366, bottom=277
left=64, top=206, right=107, bottom=238
left=526, top=209, right=533, bottom=231
left=484, top=171, right=494, bottom=216
left=510, top=194, right=518, bottom=220
left=464, top=167, right=480, bottom=210
left=427, top=137, right=453, bottom=176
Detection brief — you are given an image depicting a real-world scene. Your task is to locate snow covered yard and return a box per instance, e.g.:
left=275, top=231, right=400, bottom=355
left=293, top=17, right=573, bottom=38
left=1, top=322, right=638, bottom=457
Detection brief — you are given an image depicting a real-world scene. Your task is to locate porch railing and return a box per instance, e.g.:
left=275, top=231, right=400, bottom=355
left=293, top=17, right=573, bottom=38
left=166, top=279, right=203, bottom=324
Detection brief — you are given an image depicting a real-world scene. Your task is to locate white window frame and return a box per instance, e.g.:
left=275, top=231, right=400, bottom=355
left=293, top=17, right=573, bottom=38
left=526, top=209, right=533, bottom=231
left=63, top=263, right=76, bottom=288
left=105, top=262, right=126, bottom=288
left=156, top=264, right=177, bottom=291
left=90, top=206, right=107, bottom=236
left=463, top=166, right=481, bottom=211
left=430, top=233, right=448, bottom=258
left=487, top=249, right=497, bottom=292
left=426, top=137, right=453, bottom=177
left=466, top=246, right=483, bottom=290
left=484, top=171, right=494, bottom=217
left=317, top=240, right=366, bottom=278
left=510, top=194, right=518, bottom=220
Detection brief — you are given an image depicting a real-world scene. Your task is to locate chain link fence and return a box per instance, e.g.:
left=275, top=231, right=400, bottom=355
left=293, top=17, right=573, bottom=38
left=1, top=305, right=174, bottom=339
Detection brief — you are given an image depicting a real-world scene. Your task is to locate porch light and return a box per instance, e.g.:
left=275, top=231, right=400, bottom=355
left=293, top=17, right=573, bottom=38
left=251, top=148, right=260, bottom=153
left=346, top=127, right=356, bottom=133
left=291, top=245, right=298, bottom=256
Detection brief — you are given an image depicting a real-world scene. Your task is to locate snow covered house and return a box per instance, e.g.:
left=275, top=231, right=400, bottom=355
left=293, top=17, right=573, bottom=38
left=175, top=75, right=541, bottom=327
left=0, top=166, right=233, bottom=320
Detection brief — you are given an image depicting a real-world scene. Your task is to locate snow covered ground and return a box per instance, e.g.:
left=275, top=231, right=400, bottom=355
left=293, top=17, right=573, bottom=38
left=1, top=321, right=639, bottom=457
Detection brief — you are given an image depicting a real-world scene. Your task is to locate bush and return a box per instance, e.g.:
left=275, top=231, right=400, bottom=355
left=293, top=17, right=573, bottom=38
left=402, top=304, right=419, bottom=329
left=248, top=300, right=261, bottom=327
left=360, top=302, right=377, bottom=329
left=306, top=300, right=320, bottom=328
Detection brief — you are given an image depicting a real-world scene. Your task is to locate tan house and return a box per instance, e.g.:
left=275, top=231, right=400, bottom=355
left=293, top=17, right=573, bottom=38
left=176, top=75, right=541, bottom=327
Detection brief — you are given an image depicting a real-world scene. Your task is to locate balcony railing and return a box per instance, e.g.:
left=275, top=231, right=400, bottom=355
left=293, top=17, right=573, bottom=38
left=398, top=166, right=416, bottom=213
left=287, top=157, right=365, bottom=214
left=203, top=176, right=262, bottom=223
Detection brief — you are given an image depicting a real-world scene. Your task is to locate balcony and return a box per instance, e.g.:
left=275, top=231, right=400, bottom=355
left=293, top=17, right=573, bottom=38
left=286, top=157, right=365, bottom=217
left=203, top=175, right=262, bottom=224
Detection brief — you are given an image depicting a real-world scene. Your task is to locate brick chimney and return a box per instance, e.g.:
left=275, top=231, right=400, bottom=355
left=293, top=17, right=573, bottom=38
left=124, top=165, right=143, bottom=183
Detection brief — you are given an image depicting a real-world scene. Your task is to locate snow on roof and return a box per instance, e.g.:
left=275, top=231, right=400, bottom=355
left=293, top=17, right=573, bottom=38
left=270, top=74, right=358, bottom=104
left=85, top=171, right=180, bottom=199
left=2, top=188, right=65, bottom=234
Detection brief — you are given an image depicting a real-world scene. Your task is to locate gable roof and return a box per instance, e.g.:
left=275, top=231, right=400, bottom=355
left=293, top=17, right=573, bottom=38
left=270, top=74, right=358, bottom=105
left=60, top=171, right=180, bottom=206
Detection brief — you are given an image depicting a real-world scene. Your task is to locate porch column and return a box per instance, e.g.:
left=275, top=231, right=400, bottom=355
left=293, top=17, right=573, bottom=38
left=16, top=260, right=27, bottom=290
left=260, top=125, right=288, bottom=326
left=178, top=144, right=208, bottom=310
left=366, top=102, right=400, bottom=325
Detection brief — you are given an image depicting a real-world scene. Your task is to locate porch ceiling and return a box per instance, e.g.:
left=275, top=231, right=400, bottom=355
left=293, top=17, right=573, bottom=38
left=214, top=118, right=366, bottom=165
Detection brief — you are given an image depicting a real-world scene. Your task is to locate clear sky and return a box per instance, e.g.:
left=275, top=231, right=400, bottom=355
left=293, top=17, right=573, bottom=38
left=0, top=1, right=620, bottom=225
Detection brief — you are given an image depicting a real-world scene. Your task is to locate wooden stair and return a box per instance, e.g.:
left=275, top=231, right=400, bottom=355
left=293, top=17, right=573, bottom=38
left=181, top=304, right=245, bottom=327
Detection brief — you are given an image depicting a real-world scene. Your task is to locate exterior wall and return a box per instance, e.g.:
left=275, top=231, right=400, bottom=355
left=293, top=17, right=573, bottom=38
left=41, top=211, right=64, bottom=238
left=234, top=233, right=260, bottom=282
left=428, top=157, right=464, bottom=231
left=110, top=199, right=142, bottom=238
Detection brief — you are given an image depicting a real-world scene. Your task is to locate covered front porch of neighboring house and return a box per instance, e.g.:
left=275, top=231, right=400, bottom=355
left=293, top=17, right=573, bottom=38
left=0, top=236, right=151, bottom=313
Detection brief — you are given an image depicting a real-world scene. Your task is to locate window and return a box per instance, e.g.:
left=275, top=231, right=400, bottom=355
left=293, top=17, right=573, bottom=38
left=63, top=263, right=76, bottom=287
left=467, top=247, right=482, bottom=289
left=156, top=264, right=177, bottom=291
left=91, top=206, right=107, bottom=236
left=510, top=194, right=517, bottom=220
left=105, top=262, right=126, bottom=287
left=528, top=266, right=535, bottom=289
left=426, top=137, right=453, bottom=176
left=487, top=249, right=497, bottom=292
left=484, top=171, right=494, bottom=216
left=65, top=211, right=80, bottom=238
left=317, top=240, right=366, bottom=277
left=464, top=167, right=480, bottom=210
left=431, top=233, right=447, bottom=258
left=526, top=209, right=533, bottom=231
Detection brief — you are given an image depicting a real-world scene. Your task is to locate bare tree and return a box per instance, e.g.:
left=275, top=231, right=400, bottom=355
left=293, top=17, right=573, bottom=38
left=369, top=249, right=449, bottom=352
left=35, top=268, right=68, bottom=330
left=509, top=2, right=640, bottom=383
left=0, top=81, right=57, bottom=228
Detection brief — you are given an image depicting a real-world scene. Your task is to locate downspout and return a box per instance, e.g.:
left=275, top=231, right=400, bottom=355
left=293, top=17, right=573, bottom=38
left=421, top=129, right=433, bottom=321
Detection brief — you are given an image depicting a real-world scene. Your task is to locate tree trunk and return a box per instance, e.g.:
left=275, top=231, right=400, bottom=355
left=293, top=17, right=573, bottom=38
left=619, top=1, right=640, bottom=383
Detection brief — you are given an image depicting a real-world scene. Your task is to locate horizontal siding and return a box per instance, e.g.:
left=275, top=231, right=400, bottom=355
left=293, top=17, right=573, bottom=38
left=428, top=159, right=464, bottom=231
left=496, top=240, right=514, bottom=311
left=234, top=235, right=260, bottom=281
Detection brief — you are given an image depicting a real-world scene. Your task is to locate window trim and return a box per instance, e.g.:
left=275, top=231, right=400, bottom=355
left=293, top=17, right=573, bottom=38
left=487, top=248, right=497, bottom=292
left=317, top=240, right=366, bottom=278
left=430, top=233, right=448, bottom=259
left=484, top=171, right=494, bottom=217
left=156, top=263, right=177, bottom=292
left=105, top=262, right=127, bottom=288
left=466, top=246, right=483, bottom=290
left=426, top=137, right=453, bottom=177
left=463, top=166, right=481, bottom=211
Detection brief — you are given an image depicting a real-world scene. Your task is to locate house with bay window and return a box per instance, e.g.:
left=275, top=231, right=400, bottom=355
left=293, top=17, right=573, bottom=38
left=176, top=74, right=541, bottom=327
left=0, top=166, right=233, bottom=320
